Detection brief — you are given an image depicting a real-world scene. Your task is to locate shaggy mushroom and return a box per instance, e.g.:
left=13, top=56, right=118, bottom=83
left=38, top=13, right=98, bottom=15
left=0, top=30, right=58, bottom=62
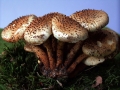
left=24, top=12, right=65, bottom=70
left=78, top=28, right=119, bottom=70
left=70, top=9, right=109, bottom=32
left=1, top=10, right=119, bottom=79
left=65, top=9, right=109, bottom=73
left=52, top=14, right=88, bottom=43
left=82, top=28, right=119, bottom=57
left=67, top=28, right=119, bottom=74
left=52, top=14, right=88, bottom=68
left=1, top=15, right=37, bottom=42
left=24, top=12, right=63, bottom=45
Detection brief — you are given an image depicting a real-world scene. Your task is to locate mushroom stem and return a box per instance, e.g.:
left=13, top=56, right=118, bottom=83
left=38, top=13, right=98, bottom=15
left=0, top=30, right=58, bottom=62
left=64, top=41, right=83, bottom=68
left=56, top=41, right=65, bottom=68
left=51, top=35, right=57, bottom=54
left=67, top=53, right=88, bottom=74
left=43, top=37, right=56, bottom=70
left=25, top=44, right=50, bottom=69
left=69, top=63, right=87, bottom=78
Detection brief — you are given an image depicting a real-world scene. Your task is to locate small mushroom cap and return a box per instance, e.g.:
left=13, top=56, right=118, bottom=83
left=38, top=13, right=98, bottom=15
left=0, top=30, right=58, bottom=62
left=84, top=56, right=105, bottom=66
left=70, top=9, right=109, bottom=32
left=24, top=12, right=63, bottom=45
left=24, top=43, right=34, bottom=52
left=1, top=15, right=37, bottom=42
left=82, top=28, right=119, bottom=57
left=52, top=14, right=88, bottom=43
left=106, top=35, right=120, bottom=59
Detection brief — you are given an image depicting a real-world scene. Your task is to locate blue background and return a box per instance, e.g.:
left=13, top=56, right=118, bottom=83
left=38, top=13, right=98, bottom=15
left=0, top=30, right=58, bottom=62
left=0, top=0, right=119, bottom=34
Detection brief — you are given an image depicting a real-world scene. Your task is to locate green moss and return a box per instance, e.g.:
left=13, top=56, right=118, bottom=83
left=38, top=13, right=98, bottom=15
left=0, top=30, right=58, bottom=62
left=0, top=29, right=13, bottom=54
left=0, top=28, right=120, bottom=90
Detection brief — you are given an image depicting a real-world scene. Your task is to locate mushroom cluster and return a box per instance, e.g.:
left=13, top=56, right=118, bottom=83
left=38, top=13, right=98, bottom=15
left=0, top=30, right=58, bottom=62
left=1, top=9, right=120, bottom=78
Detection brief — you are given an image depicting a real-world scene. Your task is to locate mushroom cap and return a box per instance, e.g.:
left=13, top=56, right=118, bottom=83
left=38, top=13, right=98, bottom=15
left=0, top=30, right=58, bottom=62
left=106, top=34, right=120, bottom=59
left=52, top=14, right=88, bottom=43
left=84, top=56, right=105, bottom=66
left=1, top=15, right=37, bottom=42
left=24, top=12, right=63, bottom=45
left=82, top=28, right=119, bottom=57
left=70, top=9, right=109, bottom=32
left=24, top=43, right=34, bottom=52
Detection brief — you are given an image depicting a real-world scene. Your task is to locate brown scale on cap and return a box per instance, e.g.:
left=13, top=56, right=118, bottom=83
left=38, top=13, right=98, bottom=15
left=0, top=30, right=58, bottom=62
left=82, top=28, right=119, bottom=57
left=41, top=12, right=64, bottom=25
left=24, top=17, right=51, bottom=45
left=52, top=14, right=88, bottom=69
left=24, top=12, right=64, bottom=45
left=52, top=14, right=88, bottom=43
left=24, top=12, right=65, bottom=71
left=70, top=9, right=109, bottom=32
left=1, top=15, right=37, bottom=42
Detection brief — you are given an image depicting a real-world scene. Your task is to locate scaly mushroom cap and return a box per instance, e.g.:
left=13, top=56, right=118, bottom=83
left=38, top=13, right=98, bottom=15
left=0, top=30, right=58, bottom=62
left=82, top=28, right=119, bottom=57
left=84, top=56, right=105, bottom=66
left=1, top=15, right=37, bottom=42
left=70, top=9, right=109, bottom=32
left=24, top=12, right=63, bottom=45
left=52, top=14, right=88, bottom=43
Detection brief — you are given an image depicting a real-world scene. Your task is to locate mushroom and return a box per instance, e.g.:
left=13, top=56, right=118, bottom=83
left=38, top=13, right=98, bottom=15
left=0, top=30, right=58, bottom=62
left=24, top=43, right=34, bottom=52
left=67, top=53, right=87, bottom=73
left=52, top=14, right=88, bottom=68
left=67, top=28, right=119, bottom=74
left=81, top=28, right=119, bottom=67
left=82, top=28, right=119, bottom=57
left=65, top=9, right=109, bottom=73
left=70, top=9, right=109, bottom=32
left=83, top=56, right=105, bottom=66
left=1, top=9, right=119, bottom=78
left=1, top=15, right=37, bottom=42
left=52, top=14, right=88, bottom=43
left=24, top=12, right=63, bottom=45
left=24, top=17, right=51, bottom=45
left=24, top=43, right=49, bottom=69
left=24, top=12, right=64, bottom=70
left=64, top=40, right=83, bottom=68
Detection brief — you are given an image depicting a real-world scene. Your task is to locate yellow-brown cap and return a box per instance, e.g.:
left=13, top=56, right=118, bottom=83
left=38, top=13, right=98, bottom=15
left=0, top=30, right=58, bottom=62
left=70, top=9, right=109, bottom=32
left=1, top=15, right=37, bottom=42
left=24, top=12, right=63, bottom=45
left=24, top=43, right=34, bottom=52
left=84, top=56, right=105, bottom=66
left=82, top=28, right=119, bottom=57
left=52, top=14, right=88, bottom=43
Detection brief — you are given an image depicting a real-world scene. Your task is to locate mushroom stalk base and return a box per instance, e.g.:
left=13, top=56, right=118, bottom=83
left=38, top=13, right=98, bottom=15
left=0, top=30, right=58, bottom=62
left=39, top=65, right=68, bottom=78
left=35, top=36, right=87, bottom=78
